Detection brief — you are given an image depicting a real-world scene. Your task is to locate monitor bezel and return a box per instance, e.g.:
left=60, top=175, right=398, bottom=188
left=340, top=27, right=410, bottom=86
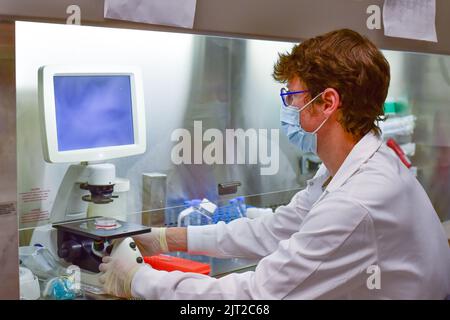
left=38, top=65, right=146, bottom=163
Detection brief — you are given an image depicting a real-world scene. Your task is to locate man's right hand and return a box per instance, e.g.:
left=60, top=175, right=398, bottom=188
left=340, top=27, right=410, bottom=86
left=133, top=227, right=188, bottom=256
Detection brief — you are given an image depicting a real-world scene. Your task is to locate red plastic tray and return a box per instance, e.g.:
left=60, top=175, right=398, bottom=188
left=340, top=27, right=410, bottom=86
left=144, top=254, right=211, bottom=275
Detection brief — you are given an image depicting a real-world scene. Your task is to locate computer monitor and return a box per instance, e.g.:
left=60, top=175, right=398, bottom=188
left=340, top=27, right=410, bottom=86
left=38, top=65, right=146, bottom=163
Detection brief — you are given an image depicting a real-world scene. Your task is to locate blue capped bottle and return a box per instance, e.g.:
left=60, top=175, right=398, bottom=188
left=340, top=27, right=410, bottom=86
left=229, top=198, right=245, bottom=220
left=178, top=199, right=216, bottom=226
left=236, top=196, right=247, bottom=218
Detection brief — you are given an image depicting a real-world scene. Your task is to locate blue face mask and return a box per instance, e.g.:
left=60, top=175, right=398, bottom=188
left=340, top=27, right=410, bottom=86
left=280, top=92, right=328, bottom=154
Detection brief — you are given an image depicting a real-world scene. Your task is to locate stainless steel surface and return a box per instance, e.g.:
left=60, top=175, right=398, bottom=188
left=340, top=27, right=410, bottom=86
left=15, top=22, right=450, bottom=235
left=210, top=258, right=257, bottom=278
left=168, top=252, right=257, bottom=278
left=383, top=50, right=450, bottom=222
left=15, top=21, right=303, bottom=233
left=0, top=21, right=19, bottom=299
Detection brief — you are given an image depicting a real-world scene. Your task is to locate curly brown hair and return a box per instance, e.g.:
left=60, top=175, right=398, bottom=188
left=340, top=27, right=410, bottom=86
left=273, top=29, right=390, bottom=139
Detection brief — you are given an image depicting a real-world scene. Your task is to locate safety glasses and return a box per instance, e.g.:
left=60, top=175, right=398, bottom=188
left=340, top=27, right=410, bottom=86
left=280, top=87, right=309, bottom=107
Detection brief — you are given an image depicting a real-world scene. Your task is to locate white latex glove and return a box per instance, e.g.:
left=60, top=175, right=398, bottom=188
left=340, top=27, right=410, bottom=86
left=132, top=227, right=169, bottom=256
left=99, top=256, right=141, bottom=298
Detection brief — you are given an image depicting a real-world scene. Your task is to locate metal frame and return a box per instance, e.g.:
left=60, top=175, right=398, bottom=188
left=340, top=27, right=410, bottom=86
left=0, top=21, right=19, bottom=299
left=1, top=0, right=450, bottom=55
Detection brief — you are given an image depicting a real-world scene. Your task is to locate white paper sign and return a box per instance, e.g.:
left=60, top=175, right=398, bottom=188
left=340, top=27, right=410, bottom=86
left=104, top=0, right=197, bottom=29
left=383, top=0, right=437, bottom=42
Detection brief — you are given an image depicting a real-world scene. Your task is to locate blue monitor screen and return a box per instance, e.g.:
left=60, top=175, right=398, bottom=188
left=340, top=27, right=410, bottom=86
left=53, top=75, right=135, bottom=151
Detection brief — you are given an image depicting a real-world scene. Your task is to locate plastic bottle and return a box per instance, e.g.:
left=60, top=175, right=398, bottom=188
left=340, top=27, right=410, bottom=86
left=182, top=200, right=192, bottom=226
left=195, top=199, right=217, bottom=225
left=177, top=201, right=192, bottom=227
left=190, top=199, right=203, bottom=225
left=236, top=196, right=247, bottom=218
left=177, top=199, right=216, bottom=227
left=164, top=198, right=188, bottom=227
left=229, top=199, right=243, bottom=220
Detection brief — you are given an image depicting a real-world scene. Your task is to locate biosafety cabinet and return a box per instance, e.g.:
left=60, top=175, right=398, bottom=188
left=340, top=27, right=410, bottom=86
left=1, top=0, right=450, bottom=299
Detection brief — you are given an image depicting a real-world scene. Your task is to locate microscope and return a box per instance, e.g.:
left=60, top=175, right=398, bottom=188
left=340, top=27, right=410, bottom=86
left=31, top=162, right=150, bottom=273
left=28, top=65, right=149, bottom=288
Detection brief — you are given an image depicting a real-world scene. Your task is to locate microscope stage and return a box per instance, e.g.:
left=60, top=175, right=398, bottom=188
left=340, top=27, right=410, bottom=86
left=53, top=217, right=151, bottom=241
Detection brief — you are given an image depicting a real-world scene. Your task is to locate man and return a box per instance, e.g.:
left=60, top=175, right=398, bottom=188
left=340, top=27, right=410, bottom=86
left=99, top=29, right=450, bottom=299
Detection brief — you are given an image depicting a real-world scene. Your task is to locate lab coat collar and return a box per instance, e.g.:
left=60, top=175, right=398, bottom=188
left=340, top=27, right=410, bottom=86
left=321, top=131, right=383, bottom=194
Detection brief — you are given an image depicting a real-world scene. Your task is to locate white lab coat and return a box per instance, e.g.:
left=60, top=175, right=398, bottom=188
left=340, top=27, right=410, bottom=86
left=131, top=132, right=450, bottom=299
